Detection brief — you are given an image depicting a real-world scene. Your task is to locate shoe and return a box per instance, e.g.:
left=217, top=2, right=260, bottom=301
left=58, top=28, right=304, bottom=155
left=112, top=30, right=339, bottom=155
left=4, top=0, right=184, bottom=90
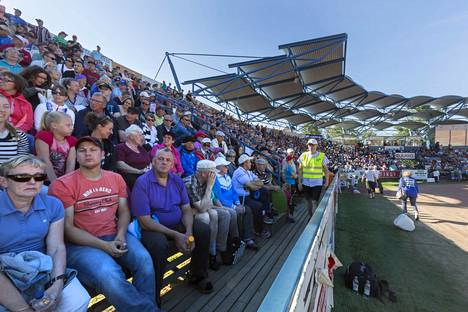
left=263, top=216, right=274, bottom=224
left=233, top=241, right=246, bottom=264
left=287, top=216, right=296, bottom=223
left=245, top=239, right=259, bottom=251
left=189, top=276, right=214, bottom=294
left=209, top=255, right=220, bottom=271
left=261, top=230, right=272, bottom=239
left=414, top=212, right=419, bottom=221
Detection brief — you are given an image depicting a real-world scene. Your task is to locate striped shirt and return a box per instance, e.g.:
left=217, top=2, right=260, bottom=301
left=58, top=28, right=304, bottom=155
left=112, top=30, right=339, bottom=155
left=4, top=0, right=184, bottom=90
left=0, top=129, right=30, bottom=163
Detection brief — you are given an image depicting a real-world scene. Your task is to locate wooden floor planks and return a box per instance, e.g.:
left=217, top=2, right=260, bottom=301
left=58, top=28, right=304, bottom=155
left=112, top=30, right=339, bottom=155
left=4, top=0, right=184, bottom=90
left=164, top=201, right=309, bottom=312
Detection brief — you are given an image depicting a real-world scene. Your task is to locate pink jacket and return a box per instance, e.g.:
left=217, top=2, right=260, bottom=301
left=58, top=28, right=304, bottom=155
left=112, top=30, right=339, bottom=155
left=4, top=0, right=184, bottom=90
left=151, top=143, right=184, bottom=175
left=0, top=88, right=33, bottom=132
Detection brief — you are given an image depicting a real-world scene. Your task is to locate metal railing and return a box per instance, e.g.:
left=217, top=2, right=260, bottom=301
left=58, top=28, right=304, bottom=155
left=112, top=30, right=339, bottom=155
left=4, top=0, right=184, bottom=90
left=258, top=174, right=339, bottom=312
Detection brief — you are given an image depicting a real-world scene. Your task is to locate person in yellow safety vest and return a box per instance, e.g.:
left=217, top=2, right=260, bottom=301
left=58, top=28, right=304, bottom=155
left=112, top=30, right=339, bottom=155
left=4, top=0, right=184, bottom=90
left=297, top=138, right=330, bottom=217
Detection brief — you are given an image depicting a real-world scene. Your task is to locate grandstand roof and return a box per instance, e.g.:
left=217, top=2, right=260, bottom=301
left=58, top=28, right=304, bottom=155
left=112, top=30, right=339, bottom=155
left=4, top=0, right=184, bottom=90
left=184, top=33, right=467, bottom=130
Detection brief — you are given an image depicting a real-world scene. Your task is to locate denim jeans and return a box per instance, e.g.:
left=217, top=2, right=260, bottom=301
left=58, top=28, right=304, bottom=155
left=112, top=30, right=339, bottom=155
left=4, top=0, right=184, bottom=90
left=66, top=233, right=158, bottom=312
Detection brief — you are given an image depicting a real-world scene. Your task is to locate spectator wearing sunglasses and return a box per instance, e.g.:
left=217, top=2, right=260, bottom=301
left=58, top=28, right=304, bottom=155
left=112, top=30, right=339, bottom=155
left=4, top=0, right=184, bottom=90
left=0, top=94, right=29, bottom=164
left=0, top=71, right=33, bottom=132
left=56, top=57, right=75, bottom=79
left=142, top=112, right=158, bottom=149
left=34, top=85, right=75, bottom=131
left=156, top=114, right=173, bottom=143
left=0, top=155, right=91, bottom=312
left=173, top=111, right=196, bottom=143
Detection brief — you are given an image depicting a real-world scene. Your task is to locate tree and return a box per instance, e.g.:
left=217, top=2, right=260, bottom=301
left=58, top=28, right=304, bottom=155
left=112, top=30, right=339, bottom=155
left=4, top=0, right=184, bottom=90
left=361, top=129, right=376, bottom=140
left=325, top=126, right=344, bottom=139
left=395, top=126, right=410, bottom=137
left=302, top=123, right=321, bottom=135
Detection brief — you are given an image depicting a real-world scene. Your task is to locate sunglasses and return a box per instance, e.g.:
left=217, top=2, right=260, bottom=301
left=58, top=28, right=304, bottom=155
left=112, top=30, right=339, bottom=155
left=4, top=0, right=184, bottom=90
left=146, top=118, right=154, bottom=122
left=52, top=91, right=65, bottom=96
left=7, top=173, right=47, bottom=183
left=164, top=119, right=172, bottom=122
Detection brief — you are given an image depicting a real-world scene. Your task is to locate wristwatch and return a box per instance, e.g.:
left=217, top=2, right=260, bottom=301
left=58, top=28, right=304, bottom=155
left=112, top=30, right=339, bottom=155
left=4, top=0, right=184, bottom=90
left=49, top=273, right=67, bottom=285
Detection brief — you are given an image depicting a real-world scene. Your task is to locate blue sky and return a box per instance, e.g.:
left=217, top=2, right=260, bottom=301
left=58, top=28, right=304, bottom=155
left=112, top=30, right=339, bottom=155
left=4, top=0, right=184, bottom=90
left=4, top=0, right=468, bottom=98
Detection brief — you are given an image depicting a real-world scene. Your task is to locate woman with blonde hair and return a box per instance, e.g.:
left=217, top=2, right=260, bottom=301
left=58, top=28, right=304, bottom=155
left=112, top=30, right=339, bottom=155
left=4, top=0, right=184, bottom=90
left=35, top=111, right=77, bottom=182
left=398, top=171, right=420, bottom=220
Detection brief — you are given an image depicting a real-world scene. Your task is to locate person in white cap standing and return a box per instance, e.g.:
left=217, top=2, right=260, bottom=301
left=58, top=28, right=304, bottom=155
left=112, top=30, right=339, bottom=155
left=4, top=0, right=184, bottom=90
left=298, top=138, right=330, bottom=217
left=211, top=130, right=228, bottom=155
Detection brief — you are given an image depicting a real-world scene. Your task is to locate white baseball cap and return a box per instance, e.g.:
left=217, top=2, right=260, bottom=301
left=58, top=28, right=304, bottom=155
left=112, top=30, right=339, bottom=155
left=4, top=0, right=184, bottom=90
left=201, top=138, right=211, bottom=144
left=196, top=159, right=216, bottom=171
left=307, top=138, right=318, bottom=145
left=215, top=157, right=231, bottom=167
left=238, top=154, right=253, bottom=165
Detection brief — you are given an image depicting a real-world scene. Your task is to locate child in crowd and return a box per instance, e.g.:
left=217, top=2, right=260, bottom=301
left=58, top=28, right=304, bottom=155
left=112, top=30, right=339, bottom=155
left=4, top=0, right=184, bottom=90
left=35, top=111, right=76, bottom=182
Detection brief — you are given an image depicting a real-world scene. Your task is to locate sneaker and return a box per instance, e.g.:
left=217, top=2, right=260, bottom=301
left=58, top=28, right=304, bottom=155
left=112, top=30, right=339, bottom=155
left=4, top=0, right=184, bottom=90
left=245, top=239, right=258, bottom=251
left=209, top=255, right=220, bottom=271
left=414, top=211, right=419, bottom=221
left=263, top=216, right=274, bottom=224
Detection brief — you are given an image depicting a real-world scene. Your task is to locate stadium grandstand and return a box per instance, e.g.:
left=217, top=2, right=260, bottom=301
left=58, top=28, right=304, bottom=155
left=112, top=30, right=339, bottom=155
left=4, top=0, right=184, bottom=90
left=0, top=3, right=466, bottom=312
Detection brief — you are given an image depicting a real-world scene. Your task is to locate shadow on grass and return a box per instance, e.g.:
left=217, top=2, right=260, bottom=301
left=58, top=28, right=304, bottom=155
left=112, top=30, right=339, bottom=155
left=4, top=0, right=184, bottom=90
left=333, top=191, right=468, bottom=312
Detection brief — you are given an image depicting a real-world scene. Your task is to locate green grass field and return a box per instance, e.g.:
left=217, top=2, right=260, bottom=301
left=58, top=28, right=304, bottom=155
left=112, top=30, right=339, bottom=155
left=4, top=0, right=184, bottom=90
left=333, top=192, right=468, bottom=312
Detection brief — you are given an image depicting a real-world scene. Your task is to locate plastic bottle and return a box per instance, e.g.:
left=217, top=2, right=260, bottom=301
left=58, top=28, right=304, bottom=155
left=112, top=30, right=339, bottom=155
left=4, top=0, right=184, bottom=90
left=31, top=286, right=51, bottom=310
left=352, top=276, right=359, bottom=293
left=364, top=280, right=371, bottom=299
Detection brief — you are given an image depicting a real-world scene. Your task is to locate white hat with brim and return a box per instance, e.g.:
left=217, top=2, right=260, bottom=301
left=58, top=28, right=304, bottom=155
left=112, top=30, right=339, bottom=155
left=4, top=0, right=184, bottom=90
left=238, top=154, right=253, bottom=165
left=215, top=157, right=231, bottom=167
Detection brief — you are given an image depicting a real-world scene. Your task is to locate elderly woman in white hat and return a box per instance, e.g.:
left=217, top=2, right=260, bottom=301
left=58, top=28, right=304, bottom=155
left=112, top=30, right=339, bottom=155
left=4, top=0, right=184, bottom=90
left=116, top=125, right=151, bottom=189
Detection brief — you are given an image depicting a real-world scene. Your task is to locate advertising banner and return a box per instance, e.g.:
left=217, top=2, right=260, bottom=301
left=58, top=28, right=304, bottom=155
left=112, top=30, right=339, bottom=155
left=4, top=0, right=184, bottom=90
left=405, top=169, right=428, bottom=180
left=384, top=146, right=404, bottom=151
left=379, top=170, right=401, bottom=178
left=395, top=152, right=415, bottom=160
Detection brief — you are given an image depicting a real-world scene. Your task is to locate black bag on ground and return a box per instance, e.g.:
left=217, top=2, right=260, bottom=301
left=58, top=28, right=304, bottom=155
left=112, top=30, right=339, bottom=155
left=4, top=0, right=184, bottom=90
left=344, top=261, right=397, bottom=303
left=344, top=262, right=380, bottom=297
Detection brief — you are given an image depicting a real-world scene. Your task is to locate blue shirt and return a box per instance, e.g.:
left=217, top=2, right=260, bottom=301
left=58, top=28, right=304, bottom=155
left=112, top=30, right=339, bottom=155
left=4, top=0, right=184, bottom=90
left=179, top=147, right=198, bottom=178
left=0, top=60, right=23, bottom=74
left=232, top=167, right=258, bottom=197
left=213, top=174, right=240, bottom=208
left=131, top=171, right=190, bottom=228
left=0, top=192, right=64, bottom=254
left=0, top=35, right=12, bottom=45
left=399, top=177, right=419, bottom=197
left=173, top=122, right=195, bottom=139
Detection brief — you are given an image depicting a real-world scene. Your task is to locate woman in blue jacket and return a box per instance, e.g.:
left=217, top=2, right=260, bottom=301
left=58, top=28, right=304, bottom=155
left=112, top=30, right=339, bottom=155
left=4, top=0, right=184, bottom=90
left=398, top=171, right=420, bottom=220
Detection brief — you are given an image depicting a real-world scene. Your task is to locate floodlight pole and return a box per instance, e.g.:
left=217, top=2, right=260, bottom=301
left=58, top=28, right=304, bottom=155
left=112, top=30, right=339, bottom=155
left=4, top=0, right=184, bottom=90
left=166, top=52, right=182, bottom=92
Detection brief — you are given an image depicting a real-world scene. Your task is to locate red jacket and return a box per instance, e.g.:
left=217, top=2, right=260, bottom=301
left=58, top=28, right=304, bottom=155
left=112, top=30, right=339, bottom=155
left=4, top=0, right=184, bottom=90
left=0, top=88, right=33, bottom=132
left=195, top=148, right=215, bottom=161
